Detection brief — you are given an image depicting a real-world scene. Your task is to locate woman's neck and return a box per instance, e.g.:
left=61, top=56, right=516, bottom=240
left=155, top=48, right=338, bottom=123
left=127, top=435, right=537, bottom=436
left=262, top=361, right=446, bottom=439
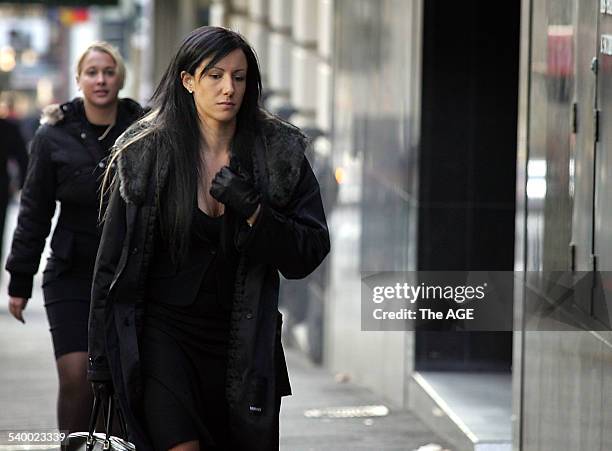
left=200, top=118, right=235, bottom=156
left=83, top=99, right=118, bottom=125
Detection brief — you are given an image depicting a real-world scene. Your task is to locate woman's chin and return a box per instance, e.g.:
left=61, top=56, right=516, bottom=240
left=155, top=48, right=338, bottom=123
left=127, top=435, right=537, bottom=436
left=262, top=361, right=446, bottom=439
left=209, top=114, right=239, bottom=126
left=85, top=96, right=118, bottom=109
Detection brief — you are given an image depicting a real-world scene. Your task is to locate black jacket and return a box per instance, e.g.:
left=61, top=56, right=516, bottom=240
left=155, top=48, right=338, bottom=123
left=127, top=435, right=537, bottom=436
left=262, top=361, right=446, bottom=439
left=87, top=114, right=330, bottom=450
left=6, top=98, right=143, bottom=298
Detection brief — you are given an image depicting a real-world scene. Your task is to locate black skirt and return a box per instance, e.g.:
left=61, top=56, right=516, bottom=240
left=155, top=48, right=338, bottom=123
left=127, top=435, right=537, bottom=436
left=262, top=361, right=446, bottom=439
left=140, top=210, right=235, bottom=450
left=141, top=304, right=230, bottom=450
left=42, top=257, right=93, bottom=359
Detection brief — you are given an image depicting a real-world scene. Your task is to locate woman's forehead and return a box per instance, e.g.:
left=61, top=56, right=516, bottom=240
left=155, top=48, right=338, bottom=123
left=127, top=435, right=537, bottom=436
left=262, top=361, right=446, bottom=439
left=82, top=50, right=116, bottom=68
left=198, top=49, right=247, bottom=72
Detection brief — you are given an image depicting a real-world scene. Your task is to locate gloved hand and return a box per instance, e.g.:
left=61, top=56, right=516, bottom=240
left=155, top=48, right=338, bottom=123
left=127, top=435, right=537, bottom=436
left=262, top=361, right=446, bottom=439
left=210, top=159, right=260, bottom=219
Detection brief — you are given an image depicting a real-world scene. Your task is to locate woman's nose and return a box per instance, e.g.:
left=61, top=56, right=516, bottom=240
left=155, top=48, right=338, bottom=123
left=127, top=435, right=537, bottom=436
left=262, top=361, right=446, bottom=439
left=223, top=75, right=235, bottom=95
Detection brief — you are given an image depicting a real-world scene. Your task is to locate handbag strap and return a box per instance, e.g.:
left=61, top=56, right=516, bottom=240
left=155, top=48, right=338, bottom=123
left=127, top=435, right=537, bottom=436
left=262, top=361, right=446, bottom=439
left=86, top=390, right=115, bottom=451
left=86, top=394, right=101, bottom=449
left=102, top=396, right=115, bottom=450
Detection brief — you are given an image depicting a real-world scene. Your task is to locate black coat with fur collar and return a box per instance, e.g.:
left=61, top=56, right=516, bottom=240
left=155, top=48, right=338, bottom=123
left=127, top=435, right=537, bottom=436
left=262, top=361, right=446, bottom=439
left=6, top=97, right=142, bottom=298
left=87, top=115, right=330, bottom=450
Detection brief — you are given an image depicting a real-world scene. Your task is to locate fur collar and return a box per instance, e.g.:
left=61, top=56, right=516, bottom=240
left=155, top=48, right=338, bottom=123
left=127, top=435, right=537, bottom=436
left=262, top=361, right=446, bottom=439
left=115, top=114, right=309, bottom=207
left=40, top=103, right=65, bottom=126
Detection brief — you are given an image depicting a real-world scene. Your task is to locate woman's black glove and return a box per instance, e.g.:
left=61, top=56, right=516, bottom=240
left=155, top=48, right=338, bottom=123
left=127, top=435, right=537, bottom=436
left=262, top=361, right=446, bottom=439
left=210, top=164, right=260, bottom=219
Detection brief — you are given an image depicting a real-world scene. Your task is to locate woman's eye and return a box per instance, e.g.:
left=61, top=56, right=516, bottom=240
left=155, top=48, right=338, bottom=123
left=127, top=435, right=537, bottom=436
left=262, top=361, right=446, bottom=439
left=209, top=73, right=222, bottom=79
left=235, top=76, right=245, bottom=81
left=105, top=70, right=116, bottom=76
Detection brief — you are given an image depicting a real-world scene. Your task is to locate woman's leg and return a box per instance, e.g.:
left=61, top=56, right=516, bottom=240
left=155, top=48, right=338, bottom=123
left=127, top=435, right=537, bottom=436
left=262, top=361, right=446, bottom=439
left=55, top=351, right=93, bottom=432
left=169, top=441, right=199, bottom=451
left=43, top=286, right=93, bottom=433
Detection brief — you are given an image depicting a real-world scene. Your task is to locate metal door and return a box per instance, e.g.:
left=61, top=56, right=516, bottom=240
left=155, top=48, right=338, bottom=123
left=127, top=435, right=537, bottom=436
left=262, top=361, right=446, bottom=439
left=594, top=2, right=612, bottom=270
left=571, top=0, right=600, bottom=271
left=591, top=1, right=612, bottom=326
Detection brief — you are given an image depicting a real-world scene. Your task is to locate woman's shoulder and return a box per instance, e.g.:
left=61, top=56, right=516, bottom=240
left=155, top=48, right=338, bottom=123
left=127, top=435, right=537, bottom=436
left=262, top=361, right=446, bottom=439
left=113, top=113, right=161, bottom=161
left=118, top=97, right=146, bottom=122
left=31, top=100, right=82, bottom=149
left=38, top=98, right=85, bottom=128
left=259, top=111, right=310, bottom=152
left=39, top=103, right=65, bottom=128
left=113, top=117, right=163, bottom=205
left=258, top=112, right=312, bottom=207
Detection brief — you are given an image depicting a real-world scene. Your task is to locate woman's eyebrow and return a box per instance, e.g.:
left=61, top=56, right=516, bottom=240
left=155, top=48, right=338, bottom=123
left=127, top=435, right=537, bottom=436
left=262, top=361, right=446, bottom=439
left=210, top=66, right=247, bottom=72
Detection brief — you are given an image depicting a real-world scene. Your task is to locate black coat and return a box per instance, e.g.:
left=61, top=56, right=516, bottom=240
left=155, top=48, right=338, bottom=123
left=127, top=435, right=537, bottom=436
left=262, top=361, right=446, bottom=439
left=87, top=115, right=330, bottom=450
left=6, top=98, right=143, bottom=298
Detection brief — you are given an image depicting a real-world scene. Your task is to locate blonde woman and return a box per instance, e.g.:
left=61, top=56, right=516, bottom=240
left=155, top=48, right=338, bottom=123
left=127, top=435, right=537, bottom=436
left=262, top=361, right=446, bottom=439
left=6, top=41, right=142, bottom=432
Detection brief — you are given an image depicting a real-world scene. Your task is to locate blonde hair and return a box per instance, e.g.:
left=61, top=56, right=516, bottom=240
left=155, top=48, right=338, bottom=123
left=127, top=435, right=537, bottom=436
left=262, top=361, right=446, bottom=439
left=76, top=41, right=126, bottom=88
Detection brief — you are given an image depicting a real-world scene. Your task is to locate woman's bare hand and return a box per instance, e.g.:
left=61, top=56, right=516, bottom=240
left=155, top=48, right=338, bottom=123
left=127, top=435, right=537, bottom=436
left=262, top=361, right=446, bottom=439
left=8, top=297, right=29, bottom=324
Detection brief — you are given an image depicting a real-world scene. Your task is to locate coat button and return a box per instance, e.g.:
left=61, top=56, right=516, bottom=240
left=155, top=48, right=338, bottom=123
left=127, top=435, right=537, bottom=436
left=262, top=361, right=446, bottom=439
left=98, top=161, right=106, bottom=169
left=245, top=312, right=253, bottom=320
left=131, top=247, right=138, bottom=255
left=80, top=132, right=86, bottom=139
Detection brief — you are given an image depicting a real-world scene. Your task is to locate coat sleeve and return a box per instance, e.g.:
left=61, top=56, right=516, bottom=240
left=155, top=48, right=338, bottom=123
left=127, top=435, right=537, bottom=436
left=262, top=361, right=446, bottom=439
left=5, top=130, right=56, bottom=298
left=240, top=156, right=330, bottom=279
left=88, top=181, right=127, bottom=382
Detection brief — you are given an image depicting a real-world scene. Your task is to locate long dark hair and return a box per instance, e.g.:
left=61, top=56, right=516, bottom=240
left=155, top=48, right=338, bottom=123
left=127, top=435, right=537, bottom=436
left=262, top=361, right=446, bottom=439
left=109, top=26, right=264, bottom=264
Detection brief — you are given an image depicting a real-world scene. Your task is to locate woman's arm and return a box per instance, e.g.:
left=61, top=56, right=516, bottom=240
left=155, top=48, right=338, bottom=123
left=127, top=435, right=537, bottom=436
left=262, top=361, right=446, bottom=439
left=5, top=131, right=57, bottom=299
left=88, top=181, right=127, bottom=382
left=241, top=156, right=330, bottom=279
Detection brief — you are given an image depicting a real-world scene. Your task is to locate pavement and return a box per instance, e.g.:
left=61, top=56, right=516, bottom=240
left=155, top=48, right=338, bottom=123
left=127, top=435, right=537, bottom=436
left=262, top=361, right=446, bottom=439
left=282, top=349, right=452, bottom=451
left=0, top=203, right=452, bottom=451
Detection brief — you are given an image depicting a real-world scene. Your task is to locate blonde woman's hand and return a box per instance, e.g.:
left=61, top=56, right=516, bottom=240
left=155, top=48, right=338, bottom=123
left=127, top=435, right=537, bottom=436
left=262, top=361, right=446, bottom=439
left=8, top=296, right=29, bottom=324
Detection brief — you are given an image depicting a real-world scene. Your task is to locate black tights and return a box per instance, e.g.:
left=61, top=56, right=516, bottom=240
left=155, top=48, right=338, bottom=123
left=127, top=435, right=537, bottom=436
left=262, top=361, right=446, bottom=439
left=55, top=351, right=93, bottom=433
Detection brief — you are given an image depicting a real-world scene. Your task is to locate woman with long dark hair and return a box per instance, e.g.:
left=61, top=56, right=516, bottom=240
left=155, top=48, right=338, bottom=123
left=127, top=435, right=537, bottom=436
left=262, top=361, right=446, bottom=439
left=88, top=26, right=329, bottom=450
left=6, top=42, right=143, bottom=432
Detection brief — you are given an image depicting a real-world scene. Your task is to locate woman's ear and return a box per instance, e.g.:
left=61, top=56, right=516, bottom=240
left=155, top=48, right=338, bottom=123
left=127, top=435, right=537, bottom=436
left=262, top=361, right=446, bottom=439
left=180, top=70, right=194, bottom=94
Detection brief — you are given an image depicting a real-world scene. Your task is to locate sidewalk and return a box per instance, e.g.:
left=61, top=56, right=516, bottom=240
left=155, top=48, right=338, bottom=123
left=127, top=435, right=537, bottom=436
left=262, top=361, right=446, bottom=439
left=282, top=348, right=451, bottom=451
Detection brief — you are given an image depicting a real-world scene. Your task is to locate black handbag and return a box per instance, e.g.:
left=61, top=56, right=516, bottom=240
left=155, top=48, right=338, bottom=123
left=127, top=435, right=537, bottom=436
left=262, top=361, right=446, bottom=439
left=62, top=389, right=135, bottom=451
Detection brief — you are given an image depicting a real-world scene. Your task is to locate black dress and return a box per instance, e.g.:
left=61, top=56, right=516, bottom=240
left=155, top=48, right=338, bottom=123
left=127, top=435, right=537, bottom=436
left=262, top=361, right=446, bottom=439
left=141, top=208, right=236, bottom=450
